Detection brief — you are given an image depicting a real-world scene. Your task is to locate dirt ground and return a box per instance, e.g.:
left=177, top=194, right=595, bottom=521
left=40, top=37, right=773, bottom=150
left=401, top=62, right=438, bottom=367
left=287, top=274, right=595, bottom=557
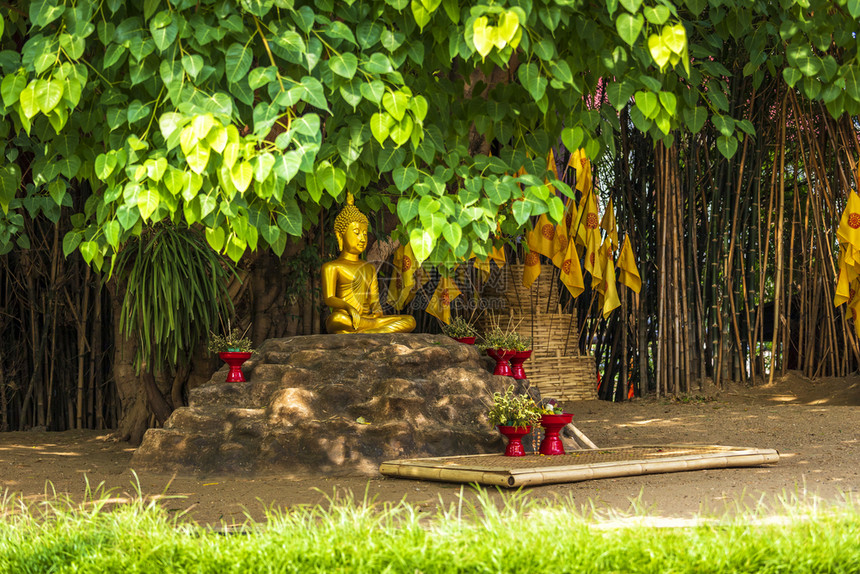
left=1, top=371, right=858, bottom=525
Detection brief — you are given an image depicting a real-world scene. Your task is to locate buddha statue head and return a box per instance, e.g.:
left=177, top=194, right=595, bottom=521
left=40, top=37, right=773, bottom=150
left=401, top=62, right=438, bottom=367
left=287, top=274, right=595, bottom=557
left=333, top=193, right=370, bottom=254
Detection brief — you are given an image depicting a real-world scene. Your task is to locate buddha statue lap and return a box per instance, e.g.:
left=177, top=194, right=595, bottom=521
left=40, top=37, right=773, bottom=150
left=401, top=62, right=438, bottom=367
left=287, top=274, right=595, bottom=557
left=321, top=195, right=416, bottom=334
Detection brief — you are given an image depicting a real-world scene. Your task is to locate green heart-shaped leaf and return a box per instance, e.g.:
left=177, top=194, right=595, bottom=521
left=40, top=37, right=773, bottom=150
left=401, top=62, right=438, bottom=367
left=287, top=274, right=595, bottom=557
left=717, top=135, right=739, bottom=159
left=382, top=90, right=409, bottom=121
left=205, top=226, right=226, bottom=252
left=663, top=24, right=687, bottom=55
left=644, top=5, right=670, bottom=24
left=472, top=16, right=493, bottom=58
left=635, top=90, right=659, bottom=119
left=648, top=34, right=671, bottom=70
left=497, top=11, right=520, bottom=44
left=615, top=13, right=643, bottom=46
left=370, top=112, right=392, bottom=144
left=409, top=227, right=435, bottom=264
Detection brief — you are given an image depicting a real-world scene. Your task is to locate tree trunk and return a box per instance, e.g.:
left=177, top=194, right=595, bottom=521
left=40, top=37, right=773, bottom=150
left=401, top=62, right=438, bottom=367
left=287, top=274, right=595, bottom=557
left=109, top=282, right=150, bottom=445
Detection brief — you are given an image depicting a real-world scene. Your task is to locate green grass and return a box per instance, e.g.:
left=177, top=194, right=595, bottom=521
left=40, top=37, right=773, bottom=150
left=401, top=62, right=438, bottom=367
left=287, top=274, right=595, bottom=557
left=0, top=483, right=857, bottom=573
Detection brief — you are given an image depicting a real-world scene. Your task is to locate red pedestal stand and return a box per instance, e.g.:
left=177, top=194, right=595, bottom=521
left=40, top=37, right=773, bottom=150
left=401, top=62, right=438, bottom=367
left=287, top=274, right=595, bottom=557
left=487, top=348, right=515, bottom=376
left=497, top=425, right=532, bottom=457
left=539, top=413, right=573, bottom=455
left=219, top=352, right=252, bottom=382
left=510, top=350, right=532, bottom=380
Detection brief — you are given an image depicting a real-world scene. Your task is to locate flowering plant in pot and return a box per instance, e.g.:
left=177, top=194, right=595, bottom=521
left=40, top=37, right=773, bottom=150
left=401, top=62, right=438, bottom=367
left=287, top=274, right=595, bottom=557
left=441, top=316, right=479, bottom=344
left=207, top=325, right=255, bottom=382
left=487, top=385, right=541, bottom=456
left=537, top=398, right=573, bottom=456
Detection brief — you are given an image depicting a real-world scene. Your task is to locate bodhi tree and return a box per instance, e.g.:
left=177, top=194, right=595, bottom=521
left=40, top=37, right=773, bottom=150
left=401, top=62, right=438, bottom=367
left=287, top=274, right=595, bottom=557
left=1, top=0, right=860, bottom=438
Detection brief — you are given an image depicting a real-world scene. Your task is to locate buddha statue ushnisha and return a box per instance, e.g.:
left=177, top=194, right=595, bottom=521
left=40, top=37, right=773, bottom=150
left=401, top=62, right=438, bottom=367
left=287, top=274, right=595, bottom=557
left=322, top=194, right=416, bottom=334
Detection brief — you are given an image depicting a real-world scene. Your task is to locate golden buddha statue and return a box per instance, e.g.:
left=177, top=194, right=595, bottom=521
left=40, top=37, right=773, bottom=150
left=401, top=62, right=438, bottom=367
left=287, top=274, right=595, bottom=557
left=322, top=194, right=416, bottom=334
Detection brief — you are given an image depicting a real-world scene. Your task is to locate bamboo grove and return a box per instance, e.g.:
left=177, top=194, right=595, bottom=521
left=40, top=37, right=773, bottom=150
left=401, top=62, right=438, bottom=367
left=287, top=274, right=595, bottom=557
left=594, top=82, right=860, bottom=401
left=3, top=0, right=860, bottom=434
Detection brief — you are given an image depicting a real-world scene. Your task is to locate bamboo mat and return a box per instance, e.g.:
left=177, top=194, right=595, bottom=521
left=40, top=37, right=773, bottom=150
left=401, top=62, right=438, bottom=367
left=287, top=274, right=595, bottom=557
left=379, top=445, right=779, bottom=488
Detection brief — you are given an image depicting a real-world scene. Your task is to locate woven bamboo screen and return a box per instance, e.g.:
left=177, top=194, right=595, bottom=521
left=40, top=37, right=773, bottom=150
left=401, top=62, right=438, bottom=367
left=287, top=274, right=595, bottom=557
left=481, top=263, right=597, bottom=400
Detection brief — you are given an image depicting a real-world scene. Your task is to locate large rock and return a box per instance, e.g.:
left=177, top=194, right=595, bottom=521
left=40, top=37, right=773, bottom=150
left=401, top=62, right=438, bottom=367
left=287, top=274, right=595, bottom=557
left=132, top=334, right=511, bottom=476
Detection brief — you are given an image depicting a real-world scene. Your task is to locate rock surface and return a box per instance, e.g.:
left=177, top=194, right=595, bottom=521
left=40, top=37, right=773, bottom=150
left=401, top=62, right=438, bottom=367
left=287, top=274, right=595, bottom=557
left=133, top=334, right=510, bottom=476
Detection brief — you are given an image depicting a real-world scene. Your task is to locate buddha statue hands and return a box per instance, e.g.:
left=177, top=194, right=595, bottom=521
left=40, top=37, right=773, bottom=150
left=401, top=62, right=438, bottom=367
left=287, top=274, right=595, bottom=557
left=321, top=194, right=416, bottom=334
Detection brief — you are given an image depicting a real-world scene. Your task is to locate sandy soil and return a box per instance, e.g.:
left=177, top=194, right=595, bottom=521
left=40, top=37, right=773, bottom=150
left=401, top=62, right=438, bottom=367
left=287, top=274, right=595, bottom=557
left=1, top=371, right=858, bottom=525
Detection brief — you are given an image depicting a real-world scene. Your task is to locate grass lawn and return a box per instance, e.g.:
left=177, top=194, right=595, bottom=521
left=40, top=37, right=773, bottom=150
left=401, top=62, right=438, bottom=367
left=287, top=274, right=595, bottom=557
left=0, top=482, right=857, bottom=573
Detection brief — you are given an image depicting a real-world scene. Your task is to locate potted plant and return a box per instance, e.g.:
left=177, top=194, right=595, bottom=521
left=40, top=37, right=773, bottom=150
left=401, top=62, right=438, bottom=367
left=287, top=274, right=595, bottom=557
left=207, top=325, right=255, bottom=382
left=537, top=398, right=573, bottom=456
left=507, top=332, right=533, bottom=380
left=477, top=326, right=517, bottom=376
left=441, top=316, right=479, bottom=344
left=487, top=385, right=542, bottom=456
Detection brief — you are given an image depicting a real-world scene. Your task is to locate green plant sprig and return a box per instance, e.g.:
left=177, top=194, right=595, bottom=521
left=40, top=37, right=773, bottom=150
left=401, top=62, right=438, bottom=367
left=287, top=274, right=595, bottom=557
left=487, top=385, right=541, bottom=428
left=207, top=326, right=255, bottom=354
left=441, top=316, right=478, bottom=338
left=477, top=327, right=532, bottom=352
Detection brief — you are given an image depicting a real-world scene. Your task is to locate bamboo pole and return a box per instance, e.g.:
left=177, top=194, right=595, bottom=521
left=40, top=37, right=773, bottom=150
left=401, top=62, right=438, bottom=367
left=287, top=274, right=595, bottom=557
left=769, top=95, right=788, bottom=384
left=655, top=144, right=668, bottom=398
left=726, top=129, right=750, bottom=384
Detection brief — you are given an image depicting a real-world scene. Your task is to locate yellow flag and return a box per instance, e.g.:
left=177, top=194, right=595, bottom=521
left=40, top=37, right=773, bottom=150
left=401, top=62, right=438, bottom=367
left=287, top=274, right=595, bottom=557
left=559, top=235, right=585, bottom=299
left=522, top=250, right=541, bottom=288
left=600, top=256, right=621, bottom=319
left=582, top=191, right=601, bottom=277
left=388, top=243, right=419, bottom=310
left=568, top=149, right=592, bottom=193
left=593, top=240, right=612, bottom=289
left=473, top=256, right=491, bottom=278
left=488, top=244, right=506, bottom=267
left=526, top=214, right=557, bottom=260
left=474, top=243, right=507, bottom=278
left=836, top=263, right=852, bottom=308
left=571, top=193, right=588, bottom=248
left=835, top=246, right=859, bottom=308
left=387, top=244, right=405, bottom=309
left=545, top=149, right=559, bottom=193
left=617, top=236, right=642, bottom=294
left=600, top=197, right=619, bottom=250
left=552, top=198, right=575, bottom=268
left=837, top=190, right=860, bottom=251
left=849, top=286, right=860, bottom=338
left=426, top=276, right=461, bottom=324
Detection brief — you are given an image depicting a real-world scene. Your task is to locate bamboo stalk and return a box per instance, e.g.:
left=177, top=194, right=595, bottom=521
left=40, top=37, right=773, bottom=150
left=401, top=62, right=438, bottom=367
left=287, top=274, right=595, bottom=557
left=659, top=144, right=670, bottom=394
left=769, top=95, right=788, bottom=384
left=726, top=129, right=750, bottom=384
left=77, top=266, right=91, bottom=429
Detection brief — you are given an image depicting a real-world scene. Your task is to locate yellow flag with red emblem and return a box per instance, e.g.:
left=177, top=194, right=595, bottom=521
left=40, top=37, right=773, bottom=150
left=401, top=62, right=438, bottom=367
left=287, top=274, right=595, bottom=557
left=559, top=235, right=585, bottom=299
left=593, top=239, right=611, bottom=289
left=552, top=197, right=575, bottom=268
left=617, top=235, right=642, bottom=294
left=581, top=191, right=601, bottom=277
left=568, top=149, right=593, bottom=193
left=426, top=275, right=461, bottom=324
left=837, top=190, right=860, bottom=250
left=526, top=213, right=557, bottom=258
left=835, top=191, right=860, bottom=309
left=522, top=250, right=541, bottom=288
left=388, top=243, right=419, bottom=310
